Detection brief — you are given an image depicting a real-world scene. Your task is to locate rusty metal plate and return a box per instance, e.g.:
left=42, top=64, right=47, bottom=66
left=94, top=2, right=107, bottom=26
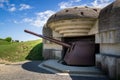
left=64, top=41, right=95, bottom=66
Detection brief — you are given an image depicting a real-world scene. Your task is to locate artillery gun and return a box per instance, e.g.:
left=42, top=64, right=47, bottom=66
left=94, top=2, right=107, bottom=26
left=24, top=30, right=95, bottom=66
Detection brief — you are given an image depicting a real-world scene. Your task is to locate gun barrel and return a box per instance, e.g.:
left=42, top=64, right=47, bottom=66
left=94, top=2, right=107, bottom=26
left=24, top=30, right=71, bottom=48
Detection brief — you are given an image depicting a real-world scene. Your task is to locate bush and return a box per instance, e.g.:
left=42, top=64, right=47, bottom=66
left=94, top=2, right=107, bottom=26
left=5, top=37, right=12, bottom=42
left=0, top=38, right=3, bottom=40
left=15, top=40, right=19, bottom=42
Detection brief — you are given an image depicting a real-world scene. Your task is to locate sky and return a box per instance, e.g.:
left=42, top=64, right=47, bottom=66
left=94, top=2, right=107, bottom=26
left=0, top=0, right=114, bottom=41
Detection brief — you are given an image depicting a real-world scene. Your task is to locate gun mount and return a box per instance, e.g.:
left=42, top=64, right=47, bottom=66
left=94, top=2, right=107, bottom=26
left=24, top=30, right=95, bottom=66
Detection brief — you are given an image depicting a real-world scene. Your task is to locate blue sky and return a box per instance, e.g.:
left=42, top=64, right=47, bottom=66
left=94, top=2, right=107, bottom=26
left=0, top=0, right=114, bottom=41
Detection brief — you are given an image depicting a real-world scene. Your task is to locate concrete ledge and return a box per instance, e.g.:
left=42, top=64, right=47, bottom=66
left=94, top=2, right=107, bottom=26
left=39, top=60, right=106, bottom=77
left=100, top=53, right=120, bottom=58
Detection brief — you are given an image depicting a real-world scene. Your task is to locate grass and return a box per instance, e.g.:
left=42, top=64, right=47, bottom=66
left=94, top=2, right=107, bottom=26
left=0, top=39, right=43, bottom=63
left=0, top=40, right=11, bottom=45
left=26, top=43, right=44, bottom=60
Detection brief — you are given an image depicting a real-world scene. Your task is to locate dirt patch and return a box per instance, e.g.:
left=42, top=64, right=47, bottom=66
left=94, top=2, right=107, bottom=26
left=0, top=59, right=11, bottom=64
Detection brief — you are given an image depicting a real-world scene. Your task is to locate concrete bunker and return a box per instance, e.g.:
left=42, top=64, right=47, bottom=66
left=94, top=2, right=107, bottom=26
left=25, top=1, right=120, bottom=79
left=43, top=7, right=101, bottom=66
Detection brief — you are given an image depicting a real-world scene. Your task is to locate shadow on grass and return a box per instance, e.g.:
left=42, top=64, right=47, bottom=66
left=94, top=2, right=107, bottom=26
left=22, top=61, right=53, bottom=74
left=25, top=43, right=44, bottom=60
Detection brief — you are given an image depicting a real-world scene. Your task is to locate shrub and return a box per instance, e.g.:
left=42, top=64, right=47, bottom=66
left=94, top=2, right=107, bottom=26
left=15, top=40, right=19, bottom=42
left=0, top=38, right=3, bottom=40
left=5, top=37, right=12, bottom=42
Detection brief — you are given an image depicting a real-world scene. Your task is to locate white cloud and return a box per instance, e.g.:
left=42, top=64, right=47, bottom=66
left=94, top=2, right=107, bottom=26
left=58, top=0, right=81, bottom=9
left=0, top=0, right=8, bottom=2
left=91, top=0, right=114, bottom=8
left=0, top=0, right=17, bottom=12
left=13, top=20, right=19, bottom=24
left=0, top=0, right=32, bottom=12
left=58, top=0, right=114, bottom=9
left=22, top=10, right=55, bottom=27
left=0, top=0, right=8, bottom=8
left=59, top=2, right=71, bottom=9
left=8, top=4, right=16, bottom=12
left=0, top=3, right=4, bottom=7
left=8, top=7, right=16, bottom=12
left=19, top=4, right=32, bottom=11
left=32, top=10, right=55, bottom=27
left=23, top=18, right=33, bottom=22
left=8, top=4, right=17, bottom=12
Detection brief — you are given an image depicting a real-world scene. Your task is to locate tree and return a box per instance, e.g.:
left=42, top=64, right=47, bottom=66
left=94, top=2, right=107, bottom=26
left=5, top=37, right=12, bottom=42
left=0, top=38, right=3, bottom=40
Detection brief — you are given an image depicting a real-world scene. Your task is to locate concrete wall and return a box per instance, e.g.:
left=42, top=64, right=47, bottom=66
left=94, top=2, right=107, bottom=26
left=117, top=59, right=120, bottom=80
left=96, top=1, right=120, bottom=80
left=88, top=20, right=98, bottom=35
left=43, top=44, right=62, bottom=59
left=96, top=54, right=120, bottom=80
left=95, top=30, right=116, bottom=43
left=100, top=43, right=120, bottom=55
left=42, top=26, right=62, bottom=59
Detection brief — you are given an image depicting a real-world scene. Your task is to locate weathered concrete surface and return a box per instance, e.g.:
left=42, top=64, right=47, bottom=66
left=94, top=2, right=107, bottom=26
left=100, top=43, right=120, bottom=55
left=39, top=60, right=104, bottom=76
left=96, top=54, right=120, bottom=80
left=96, top=1, right=120, bottom=80
left=43, top=26, right=62, bottom=59
left=0, top=61, right=109, bottom=80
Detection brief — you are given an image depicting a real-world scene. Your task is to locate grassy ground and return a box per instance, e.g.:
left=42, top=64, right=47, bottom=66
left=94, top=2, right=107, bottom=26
left=0, top=39, right=43, bottom=63
left=0, top=40, right=11, bottom=45
left=26, top=43, right=43, bottom=60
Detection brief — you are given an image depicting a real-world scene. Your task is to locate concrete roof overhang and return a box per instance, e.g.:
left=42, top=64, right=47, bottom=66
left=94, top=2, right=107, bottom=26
left=46, top=7, right=100, bottom=37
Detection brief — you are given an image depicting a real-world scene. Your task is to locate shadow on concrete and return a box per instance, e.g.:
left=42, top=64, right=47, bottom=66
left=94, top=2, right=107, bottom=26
left=70, top=76, right=109, bottom=80
left=22, top=61, right=53, bottom=74
left=22, top=61, right=109, bottom=80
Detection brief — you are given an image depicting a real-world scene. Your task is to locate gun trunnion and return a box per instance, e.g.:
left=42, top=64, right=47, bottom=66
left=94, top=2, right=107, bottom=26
left=24, top=30, right=95, bottom=66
